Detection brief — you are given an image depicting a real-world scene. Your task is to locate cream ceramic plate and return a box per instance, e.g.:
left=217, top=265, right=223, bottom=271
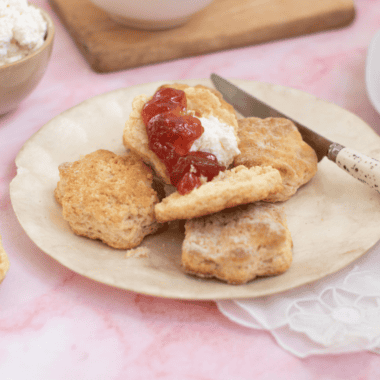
left=10, top=79, right=380, bottom=300
left=366, top=29, right=380, bottom=114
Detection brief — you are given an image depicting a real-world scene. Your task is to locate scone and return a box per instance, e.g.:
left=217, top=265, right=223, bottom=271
left=0, top=234, right=10, bottom=283
left=55, top=149, right=161, bottom=249
left=182, top=203, right=293, bottom=285
left=234, top=117, right=318, bottom=202
left=123, top=83, right=239, bottom=184
left=155, top=165, right=283, bottom=222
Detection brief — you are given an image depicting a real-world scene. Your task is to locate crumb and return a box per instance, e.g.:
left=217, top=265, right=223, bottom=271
left=125, top=247, right=150, bottom=258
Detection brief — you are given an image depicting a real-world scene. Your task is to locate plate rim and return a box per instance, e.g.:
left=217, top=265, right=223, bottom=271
left=10, top=78, right=380, bottom=300
left=366, top=29, right=380, bottom=114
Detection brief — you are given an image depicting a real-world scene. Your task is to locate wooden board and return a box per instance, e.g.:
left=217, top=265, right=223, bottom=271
left=49, top=0, right=355, bottom=73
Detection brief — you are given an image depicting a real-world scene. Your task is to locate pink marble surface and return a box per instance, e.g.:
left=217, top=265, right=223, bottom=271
left=1, top=0, right=380, bottom=378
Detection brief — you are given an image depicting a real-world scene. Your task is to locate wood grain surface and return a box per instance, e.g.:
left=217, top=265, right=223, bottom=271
left=49, top=0, right=355, bottom=73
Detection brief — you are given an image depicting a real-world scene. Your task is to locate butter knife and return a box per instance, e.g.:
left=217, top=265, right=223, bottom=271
left=211, top=73, right=380, bottom=194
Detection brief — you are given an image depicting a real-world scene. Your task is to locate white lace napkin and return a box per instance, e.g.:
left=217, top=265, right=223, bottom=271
left=217, top=241, right=380, bottom=357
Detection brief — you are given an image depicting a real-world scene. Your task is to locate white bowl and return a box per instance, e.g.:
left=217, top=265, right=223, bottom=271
left=366, top=29, right=380, bottom=114
left=88, top=0, right=214, bottom=30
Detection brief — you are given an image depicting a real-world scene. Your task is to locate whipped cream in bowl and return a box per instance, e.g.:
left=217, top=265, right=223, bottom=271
left=0, top=1, right=54, bottom=114
left=0, top=0, right=48, bottom=66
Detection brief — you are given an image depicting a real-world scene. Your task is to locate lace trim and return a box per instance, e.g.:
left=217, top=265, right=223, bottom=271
left=217, top=242, right=380, bottom=357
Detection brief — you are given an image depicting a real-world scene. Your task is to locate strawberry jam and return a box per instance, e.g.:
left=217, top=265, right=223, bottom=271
left=142, top=87, right=226, bottom=195
left=142, top=87, right=186, bottom=125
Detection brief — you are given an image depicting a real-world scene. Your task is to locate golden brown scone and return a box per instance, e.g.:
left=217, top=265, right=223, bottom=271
left=0, top=234, right=10, bottom=283
left=166, top=83, right=238, bottom=127
left=155, top=165, right=283, bottom=223
left=123, top=84, right=239, bottom=184
left=182, top=203, right=293, bottom=285
left=234, top=117, right=318, bottom=202
left=55, top=149, right=161, bottom=249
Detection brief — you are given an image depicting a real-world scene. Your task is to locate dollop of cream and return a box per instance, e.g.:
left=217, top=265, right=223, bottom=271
left=190, top=115, right=240, bottom=167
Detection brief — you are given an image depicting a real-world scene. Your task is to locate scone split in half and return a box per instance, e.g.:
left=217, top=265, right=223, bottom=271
left=124, top=84, right=285, bottom=221
left=155, top=165, right=283, bottom=222
left=123, top=84, right=240, bottom=187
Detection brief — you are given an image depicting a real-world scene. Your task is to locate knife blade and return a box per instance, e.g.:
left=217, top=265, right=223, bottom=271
left=210, top=73, right=380, bottom=194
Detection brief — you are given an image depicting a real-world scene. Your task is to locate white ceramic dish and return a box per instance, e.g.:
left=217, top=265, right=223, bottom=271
left=366, top=29, right=380, bottom=114
left=10, top=79, right=380, bottom=300
left=88, top=0, right=214, bottom=30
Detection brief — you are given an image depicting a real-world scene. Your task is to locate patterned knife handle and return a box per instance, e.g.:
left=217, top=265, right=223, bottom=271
left=328, top=143, right=380, bottom=194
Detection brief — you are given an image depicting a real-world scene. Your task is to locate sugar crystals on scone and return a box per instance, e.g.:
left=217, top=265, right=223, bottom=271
left=182, top=203, right=293, bottom=285
left=234, top=117, right=318, bottom=202
left=55, top=149, right=161, bottom=249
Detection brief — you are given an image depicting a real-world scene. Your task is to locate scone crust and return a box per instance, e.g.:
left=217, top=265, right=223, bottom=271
left=182, top=203, right=293, bottom=284
left=55, top=149, right=160, bottom=249
left=0, top=235, right=10, bottom=283
left=123, top=84, right=239, bottom=183
left=234, top=117, right=318, bottom=202
left=155, top=165, right=283, bottom=223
